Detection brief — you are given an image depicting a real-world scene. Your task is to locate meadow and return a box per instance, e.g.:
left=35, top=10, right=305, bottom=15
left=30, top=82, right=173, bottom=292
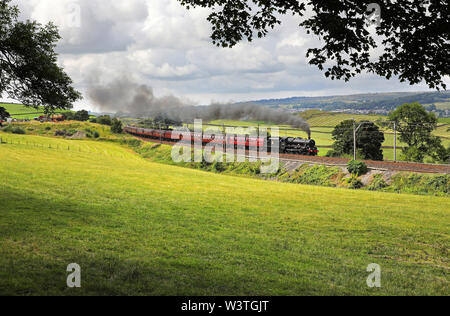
left=0, top=103, right=47, bottom=120
left=0, top=132, right=449, bottom=295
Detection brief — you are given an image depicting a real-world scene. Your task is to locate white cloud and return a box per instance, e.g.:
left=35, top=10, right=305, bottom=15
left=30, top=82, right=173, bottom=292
left=10, top=0, right=443, bottom=110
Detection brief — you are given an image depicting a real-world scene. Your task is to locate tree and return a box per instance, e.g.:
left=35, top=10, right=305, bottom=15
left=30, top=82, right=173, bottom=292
left=327, top=120, right=385, bottom=161
left=96, top=115, right=112, bottom=126
left=179, top=0, right=449, bottom=89
left=0, top=0, right=81, bottom=113
left=73, top=110, right=90, bottom=122
left=111, top=118, right=123, bottom=134
left=0, top=106, right=10, bottom=120
left=389, top=102, right=445, bottom=163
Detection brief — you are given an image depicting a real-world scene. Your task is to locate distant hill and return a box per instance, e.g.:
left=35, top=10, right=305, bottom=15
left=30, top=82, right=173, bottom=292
left=245, top=91, right=450, bottom=116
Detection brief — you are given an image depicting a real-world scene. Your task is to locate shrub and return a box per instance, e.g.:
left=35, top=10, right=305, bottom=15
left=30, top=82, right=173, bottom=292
left=11, top=127, right=25, bottom=134
left=342, top=174, right=364, bottom=189
left=122, top=138, right=142, bottom=148
left=97, top=115, right=112, bottom=126
left=73, top=110, right=90, bottom=122
left=401, top=146, right=425, bottom=163
left=347, top=160, right=368, bottom=176
left=111, top=119, right=123, bottom=134
left=283, top=165, right=342, bottom=187
left=388, top=173, right=449, bottom=196
left=367, top=174, right=389, bottom=191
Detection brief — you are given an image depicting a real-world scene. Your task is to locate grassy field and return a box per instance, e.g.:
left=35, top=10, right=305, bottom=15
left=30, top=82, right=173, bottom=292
left=0, top=133, right=449, bottom=295
left=0, top=103, right=47, bottom=119
left=299, top=110, right=386, bottom=127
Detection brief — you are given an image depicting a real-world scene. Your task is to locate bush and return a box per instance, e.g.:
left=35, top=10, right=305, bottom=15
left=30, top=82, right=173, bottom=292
left=401, top=146, right=425, bottom=163
left=111, top=119, right=123, bottom=134
left=62, top=111, right=75, bottom=120
left=387, top=173, right=449, bottom=196
left=11, top=127, right=25, bottom=134
left=96, top=115, right=112, bottom=126
left=342, top=174, right=364, bottom=189
left=281, top=165, right=342, bottom=187
left=122, top=138, right=142, bottom=148
left=73, top=110, right=90, bottom=122
left=367, top=174, right=389, bottom=191
left=347, top=160, right=368, bottom=176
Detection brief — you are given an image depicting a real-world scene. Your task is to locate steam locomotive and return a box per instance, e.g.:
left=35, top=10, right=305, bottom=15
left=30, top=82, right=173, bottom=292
left=124, top=126, right=319, bottom=156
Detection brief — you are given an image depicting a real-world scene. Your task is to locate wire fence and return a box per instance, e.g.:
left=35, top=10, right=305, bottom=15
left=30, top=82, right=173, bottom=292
left=0, top=136, right=82, bottom=152
left=0, top=135, right=120, bottom=158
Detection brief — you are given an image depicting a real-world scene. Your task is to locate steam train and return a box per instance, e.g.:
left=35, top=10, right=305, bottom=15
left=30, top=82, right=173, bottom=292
left=124, top=126, right=319, bottom=156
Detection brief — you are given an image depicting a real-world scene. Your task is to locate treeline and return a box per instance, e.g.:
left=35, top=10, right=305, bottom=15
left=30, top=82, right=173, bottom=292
left=326, top=103, right=450, bottom=164
left=62, top=110, right=123, bottom=134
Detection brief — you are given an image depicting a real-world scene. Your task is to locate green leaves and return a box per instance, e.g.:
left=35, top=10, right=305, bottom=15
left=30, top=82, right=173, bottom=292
left=329, top=119, right=385, bottom=161
left=0, top=106, right=10, bottom=120
left=178, top=0, right=449, bottom=89
left=0, top=0, right=82, bottom=113
left=389, top=102, right=446, bottom=163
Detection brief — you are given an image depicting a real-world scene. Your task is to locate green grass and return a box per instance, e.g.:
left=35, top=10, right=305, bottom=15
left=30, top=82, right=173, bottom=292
left=0, top=103, right=47, bottom=119
left=299, top=110, right=386, bottom=127
left=0, top=133, right=449, bottom=295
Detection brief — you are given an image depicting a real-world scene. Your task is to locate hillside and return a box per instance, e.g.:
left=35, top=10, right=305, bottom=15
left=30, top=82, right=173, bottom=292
left=0, top=103, right=47, bottom=119
left=246, top=91, right=450, bottom=115
left=0, top=133, right=449, bottom=295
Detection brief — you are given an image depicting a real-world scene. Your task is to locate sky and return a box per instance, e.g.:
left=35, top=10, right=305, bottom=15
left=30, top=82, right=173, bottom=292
left=8, top=0, right=449, bottom=112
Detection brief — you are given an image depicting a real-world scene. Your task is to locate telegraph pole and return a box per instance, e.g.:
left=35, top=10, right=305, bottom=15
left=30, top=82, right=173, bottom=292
left=353, top=120, right=357, bottom=161
left=394, top=122, right=397, bottom=162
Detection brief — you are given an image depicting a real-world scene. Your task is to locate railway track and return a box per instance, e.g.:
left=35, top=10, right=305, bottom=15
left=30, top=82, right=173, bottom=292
left=133, top=135, right=450, bottom=174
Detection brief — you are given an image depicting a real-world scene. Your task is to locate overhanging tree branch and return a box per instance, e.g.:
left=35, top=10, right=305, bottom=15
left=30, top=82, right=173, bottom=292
left=179, top=0, right=450, bottom=89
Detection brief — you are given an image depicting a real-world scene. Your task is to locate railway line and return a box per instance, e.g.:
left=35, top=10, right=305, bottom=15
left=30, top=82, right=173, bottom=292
left=131, top=134, right=450, bottom=174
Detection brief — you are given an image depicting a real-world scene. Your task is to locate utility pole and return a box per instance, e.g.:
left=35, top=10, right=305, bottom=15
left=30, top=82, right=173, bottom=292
left=223, top=124, right=226, bottom=155
left=353, top=120, right=357, bottom=161
left=393, top=122, right=397, bottom=162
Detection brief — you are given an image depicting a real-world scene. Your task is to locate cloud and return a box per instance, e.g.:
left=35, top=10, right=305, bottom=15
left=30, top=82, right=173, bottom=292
left=11, top=0, right=444, bottom=109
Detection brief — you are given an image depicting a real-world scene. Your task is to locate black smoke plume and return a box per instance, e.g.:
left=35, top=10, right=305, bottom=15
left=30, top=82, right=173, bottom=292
left=87, top=78, right=311, bottom=136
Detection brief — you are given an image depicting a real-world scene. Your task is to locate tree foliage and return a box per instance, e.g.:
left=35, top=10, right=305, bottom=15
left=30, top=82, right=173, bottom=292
left=347, top=160, right=369, bottom=176
left=389, top=103, right=437, bottom=147
left=0, top=0, right=81, bottom=113
left=111, top=118, right=123, bottom=134
left=389, top=103, right=447, bottom=163
left=179, top=0, right=449, bottom=89
left=328, top=120, right=385, bottom=161
left=94, top=115, right=113, bottom=126
left=63, top=110, right=90, bottom=122
left=0, top=106, right=10, bottom=120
